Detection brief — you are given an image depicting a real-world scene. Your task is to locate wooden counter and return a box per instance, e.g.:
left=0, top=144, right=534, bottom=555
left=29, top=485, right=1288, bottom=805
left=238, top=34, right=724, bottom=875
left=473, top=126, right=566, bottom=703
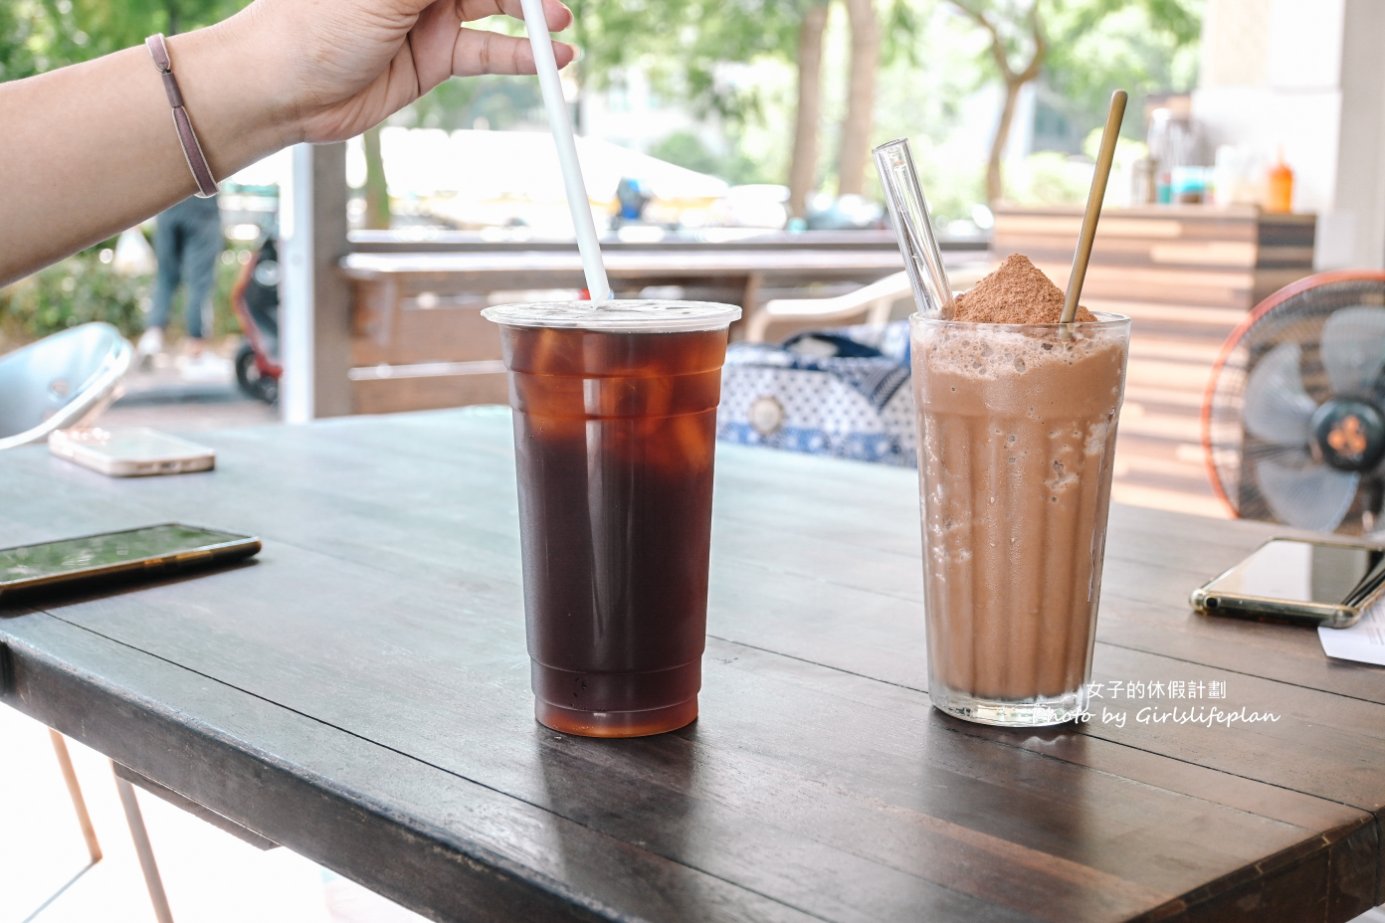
left=993, top=206, right=1317, bottom=518
left=993, top=205, right=1316, bottom=314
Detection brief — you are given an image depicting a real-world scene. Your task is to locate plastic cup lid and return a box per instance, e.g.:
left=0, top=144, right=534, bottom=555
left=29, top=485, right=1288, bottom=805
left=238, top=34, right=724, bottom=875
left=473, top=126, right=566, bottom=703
left=481, top=299, right=742, bottom=332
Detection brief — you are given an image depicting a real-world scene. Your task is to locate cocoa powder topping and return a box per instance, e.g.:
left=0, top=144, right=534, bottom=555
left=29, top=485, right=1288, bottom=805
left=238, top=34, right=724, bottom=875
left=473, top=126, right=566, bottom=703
left=951, top=253, right=1095, bottom=324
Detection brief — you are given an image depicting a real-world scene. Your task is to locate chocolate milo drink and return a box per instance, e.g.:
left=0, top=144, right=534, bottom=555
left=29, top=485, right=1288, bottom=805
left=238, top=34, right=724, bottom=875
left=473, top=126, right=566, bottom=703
left=911, top=256, right=1131, bottom=726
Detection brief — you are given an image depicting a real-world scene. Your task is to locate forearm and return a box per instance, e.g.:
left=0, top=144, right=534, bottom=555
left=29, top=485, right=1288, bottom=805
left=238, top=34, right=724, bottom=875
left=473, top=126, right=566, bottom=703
left=0, top=11, right=293, bottom=286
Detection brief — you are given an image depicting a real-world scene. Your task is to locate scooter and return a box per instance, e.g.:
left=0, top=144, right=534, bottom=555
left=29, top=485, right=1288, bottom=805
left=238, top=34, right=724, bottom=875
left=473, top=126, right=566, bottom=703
left=230, top=235, right=282, bottom=404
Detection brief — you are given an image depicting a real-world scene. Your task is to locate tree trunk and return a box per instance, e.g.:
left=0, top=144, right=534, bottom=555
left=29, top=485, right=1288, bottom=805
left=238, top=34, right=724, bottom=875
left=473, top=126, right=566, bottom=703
left=788, top=3, right=829, bottom=220
left=837, top=0, right=880, bottom=197
left=362, top=125, right=391, bottom=231
left=986, top=79, right=1024, bottom=205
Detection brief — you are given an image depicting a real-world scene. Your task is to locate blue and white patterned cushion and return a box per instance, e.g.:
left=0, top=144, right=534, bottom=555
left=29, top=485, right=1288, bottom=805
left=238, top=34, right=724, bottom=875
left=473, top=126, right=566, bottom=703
left=718, top=321, right=917, bottom=467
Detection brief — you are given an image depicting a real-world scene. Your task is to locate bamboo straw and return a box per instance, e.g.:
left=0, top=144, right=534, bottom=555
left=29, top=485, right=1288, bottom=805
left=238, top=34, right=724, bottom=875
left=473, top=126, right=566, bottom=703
left=1061, top=90, right=1128, bottom=328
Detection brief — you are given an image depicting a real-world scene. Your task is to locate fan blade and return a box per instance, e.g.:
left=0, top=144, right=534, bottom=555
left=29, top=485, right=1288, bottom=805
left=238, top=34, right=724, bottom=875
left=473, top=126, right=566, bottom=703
left=1243, top=342, right=1316, bottom=446
left=1322, top=305, right=1385, bottom=395
left=1257, top=455, right=1359, bottom=532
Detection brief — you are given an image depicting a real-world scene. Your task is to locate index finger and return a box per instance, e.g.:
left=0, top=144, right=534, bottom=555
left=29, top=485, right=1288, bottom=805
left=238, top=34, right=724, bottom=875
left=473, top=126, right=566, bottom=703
left=457, top=0, right=572, bottom=31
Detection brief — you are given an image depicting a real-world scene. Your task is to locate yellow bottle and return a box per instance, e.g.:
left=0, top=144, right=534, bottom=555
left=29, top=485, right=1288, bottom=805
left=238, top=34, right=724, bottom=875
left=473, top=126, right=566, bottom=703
left=1266, top=149, right=1294, bottom=213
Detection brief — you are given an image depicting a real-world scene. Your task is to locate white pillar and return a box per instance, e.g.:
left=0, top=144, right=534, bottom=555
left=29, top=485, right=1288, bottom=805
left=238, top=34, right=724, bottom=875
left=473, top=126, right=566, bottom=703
left=1334, top=0, right=1385, bottom=268
left=1193, top=0, right=1385, bottom=268
left=279, top=143, right=352, bottom=422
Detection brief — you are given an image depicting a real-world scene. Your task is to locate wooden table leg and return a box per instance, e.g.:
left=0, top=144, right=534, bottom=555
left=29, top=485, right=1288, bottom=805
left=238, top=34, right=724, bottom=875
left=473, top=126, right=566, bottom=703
left=737, top=272, right=763, bottom=342
left=48, top=730, right=101, bottom=864
left=114, top=767, right=175, bottom=923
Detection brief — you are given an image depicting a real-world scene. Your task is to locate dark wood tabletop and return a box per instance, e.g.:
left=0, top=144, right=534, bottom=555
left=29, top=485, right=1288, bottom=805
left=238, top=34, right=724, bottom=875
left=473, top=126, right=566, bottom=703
left=2, top=409, right=1382, bottom=923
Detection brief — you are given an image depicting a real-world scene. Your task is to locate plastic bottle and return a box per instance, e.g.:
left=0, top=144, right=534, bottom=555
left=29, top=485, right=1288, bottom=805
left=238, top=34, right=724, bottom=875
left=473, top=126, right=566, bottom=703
left=1266, top=149, right=1294, bottom=213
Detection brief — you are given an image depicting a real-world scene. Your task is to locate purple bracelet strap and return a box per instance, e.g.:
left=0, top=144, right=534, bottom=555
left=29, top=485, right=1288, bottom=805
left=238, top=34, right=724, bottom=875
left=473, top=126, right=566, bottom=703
left=146, top=33, right=218, bottom=198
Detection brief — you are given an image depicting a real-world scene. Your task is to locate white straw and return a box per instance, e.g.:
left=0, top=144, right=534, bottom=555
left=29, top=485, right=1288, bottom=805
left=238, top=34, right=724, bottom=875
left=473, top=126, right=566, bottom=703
left=519, top=0, right=612, bottom=301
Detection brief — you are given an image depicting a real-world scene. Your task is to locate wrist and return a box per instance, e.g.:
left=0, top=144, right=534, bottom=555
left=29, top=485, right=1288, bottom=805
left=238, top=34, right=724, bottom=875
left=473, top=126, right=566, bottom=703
left=168, top=13, right=301, bottom=182
left=220, top=1, right=313, bottom=147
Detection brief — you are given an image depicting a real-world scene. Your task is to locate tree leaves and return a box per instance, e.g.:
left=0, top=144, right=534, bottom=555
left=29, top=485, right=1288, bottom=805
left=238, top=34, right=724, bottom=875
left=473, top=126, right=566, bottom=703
left=938, top=0, right=1202, bottom=202
left=1042, top=0, right=1203, bottom=137
left=2, top=0, right=249, bottom=77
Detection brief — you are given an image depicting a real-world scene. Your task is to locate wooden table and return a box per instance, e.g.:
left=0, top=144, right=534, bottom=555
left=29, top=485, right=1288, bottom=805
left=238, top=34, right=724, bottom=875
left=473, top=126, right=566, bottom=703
left=2, top=409, right=1382, bottom=922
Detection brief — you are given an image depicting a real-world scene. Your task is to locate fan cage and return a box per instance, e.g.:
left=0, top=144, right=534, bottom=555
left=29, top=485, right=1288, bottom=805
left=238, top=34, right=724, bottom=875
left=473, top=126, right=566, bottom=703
left=1202, top=271, right=1385, bottom=533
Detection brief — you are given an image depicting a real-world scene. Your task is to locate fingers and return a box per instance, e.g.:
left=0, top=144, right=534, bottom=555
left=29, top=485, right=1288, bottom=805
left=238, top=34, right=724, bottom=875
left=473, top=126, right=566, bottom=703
left=452, top=28, right=576, bottom=77
left=456, top=0, right=572, bottom=31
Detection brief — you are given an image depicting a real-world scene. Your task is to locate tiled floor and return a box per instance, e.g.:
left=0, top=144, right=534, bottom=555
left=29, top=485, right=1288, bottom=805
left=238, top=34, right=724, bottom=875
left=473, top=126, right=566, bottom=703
left=1, top=708, right=424, bottom=923
left=98, top=350, right=278, bottom=432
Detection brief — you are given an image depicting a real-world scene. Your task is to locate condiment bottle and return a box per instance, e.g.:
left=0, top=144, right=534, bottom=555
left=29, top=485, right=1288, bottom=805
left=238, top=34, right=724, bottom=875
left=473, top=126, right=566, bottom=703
left=1266, top=149, right=1294, bottom=213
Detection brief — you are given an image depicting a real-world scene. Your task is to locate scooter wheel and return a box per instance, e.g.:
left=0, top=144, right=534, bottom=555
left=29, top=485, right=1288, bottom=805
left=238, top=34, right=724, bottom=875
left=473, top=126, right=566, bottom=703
left=235, top=343, right=278, bottom=405
left=254, top=374, right=279, bottom=405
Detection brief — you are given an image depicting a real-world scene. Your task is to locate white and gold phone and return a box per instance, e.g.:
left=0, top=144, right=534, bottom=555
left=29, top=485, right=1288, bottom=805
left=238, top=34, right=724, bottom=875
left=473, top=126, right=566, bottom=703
left=49, top=427, right=215, bottom=477
left=1190, top=537, right=1385, bottom=629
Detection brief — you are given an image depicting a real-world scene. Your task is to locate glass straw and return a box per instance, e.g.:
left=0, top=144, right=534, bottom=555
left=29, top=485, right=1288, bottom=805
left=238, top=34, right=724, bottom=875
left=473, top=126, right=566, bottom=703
left=873, top=139, right=955, bottom=318
left=519, top=0, right=612, bottom=301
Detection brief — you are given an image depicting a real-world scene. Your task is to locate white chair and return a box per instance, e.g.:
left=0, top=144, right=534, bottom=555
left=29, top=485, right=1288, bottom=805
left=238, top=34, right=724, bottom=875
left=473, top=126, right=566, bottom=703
left=0, top=322, right=133, bottom=450
left=742, top=260, right=996, bottom=344
left=743, top=271, right=914, bottom=343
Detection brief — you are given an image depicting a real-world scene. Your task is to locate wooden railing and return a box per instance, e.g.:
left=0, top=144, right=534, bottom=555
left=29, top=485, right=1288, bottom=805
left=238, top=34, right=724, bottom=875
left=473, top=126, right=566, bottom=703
left=338, top=234, right=988, bottom=415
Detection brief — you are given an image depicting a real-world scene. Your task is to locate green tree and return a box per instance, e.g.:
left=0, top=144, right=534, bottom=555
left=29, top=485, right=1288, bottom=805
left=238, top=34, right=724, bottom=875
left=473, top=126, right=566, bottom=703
left=1043, top=0, right=1201, bottom=137
left=648, top=131, right=769, bottom=185
left=836, top=0, right=926, bottom=197
left=648, top=132, right=724, bottom=177
left=33, top=0, right=247, bottom=63
left=837, top=0, right=880, bottom=196
left=945, top=0, right=1201, bottom=204
left=789, top=2, right=830, bottom=217
left=361, top=126, right=391, bottom=230
left=2, top=0, right=245, bottom=80
left=570, top=0, right=807, bottom=199
left=866, top=6, right=978, bottom=224
left=573, top=0, right=920, bottom=215
left=0, top=2, right=47, bottom=80
left=945, top=0, right=1045, bottom=205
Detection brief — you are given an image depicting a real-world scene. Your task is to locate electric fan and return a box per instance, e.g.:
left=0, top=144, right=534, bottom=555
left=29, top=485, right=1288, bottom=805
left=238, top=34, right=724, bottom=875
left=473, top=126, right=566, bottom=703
left=1204, top=272, right=1385, bottom=533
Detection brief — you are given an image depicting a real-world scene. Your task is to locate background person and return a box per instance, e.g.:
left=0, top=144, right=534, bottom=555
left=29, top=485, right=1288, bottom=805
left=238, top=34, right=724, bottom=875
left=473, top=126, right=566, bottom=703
left=141, top=194, right=223, bottom=370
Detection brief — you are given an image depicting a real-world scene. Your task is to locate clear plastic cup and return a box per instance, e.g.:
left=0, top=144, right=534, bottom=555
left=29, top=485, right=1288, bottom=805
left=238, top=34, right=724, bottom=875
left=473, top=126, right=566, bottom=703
left=482, top=300, right=741, bottom=737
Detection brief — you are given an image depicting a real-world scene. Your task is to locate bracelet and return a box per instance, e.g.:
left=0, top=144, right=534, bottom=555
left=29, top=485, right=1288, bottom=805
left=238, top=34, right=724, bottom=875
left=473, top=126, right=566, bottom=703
left=145, top=33, right=218, bottom=198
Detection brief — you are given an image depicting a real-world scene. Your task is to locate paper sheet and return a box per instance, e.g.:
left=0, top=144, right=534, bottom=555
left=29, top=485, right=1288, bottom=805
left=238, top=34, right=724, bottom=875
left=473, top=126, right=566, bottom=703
left=1320, top=597, right=1385, bottom=666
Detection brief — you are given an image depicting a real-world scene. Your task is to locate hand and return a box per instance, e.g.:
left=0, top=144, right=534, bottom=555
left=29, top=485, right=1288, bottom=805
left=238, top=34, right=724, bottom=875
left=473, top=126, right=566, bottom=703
left=246, top=0, right=575, bottom=144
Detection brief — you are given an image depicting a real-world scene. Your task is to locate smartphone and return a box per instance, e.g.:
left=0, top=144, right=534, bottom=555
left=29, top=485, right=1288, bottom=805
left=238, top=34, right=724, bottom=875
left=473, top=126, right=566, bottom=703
left=1190, top=537, right=1385, bottom=628
left=0, top=523, right=260, bottom=602
left=49, top=427, right=215, bottom=477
